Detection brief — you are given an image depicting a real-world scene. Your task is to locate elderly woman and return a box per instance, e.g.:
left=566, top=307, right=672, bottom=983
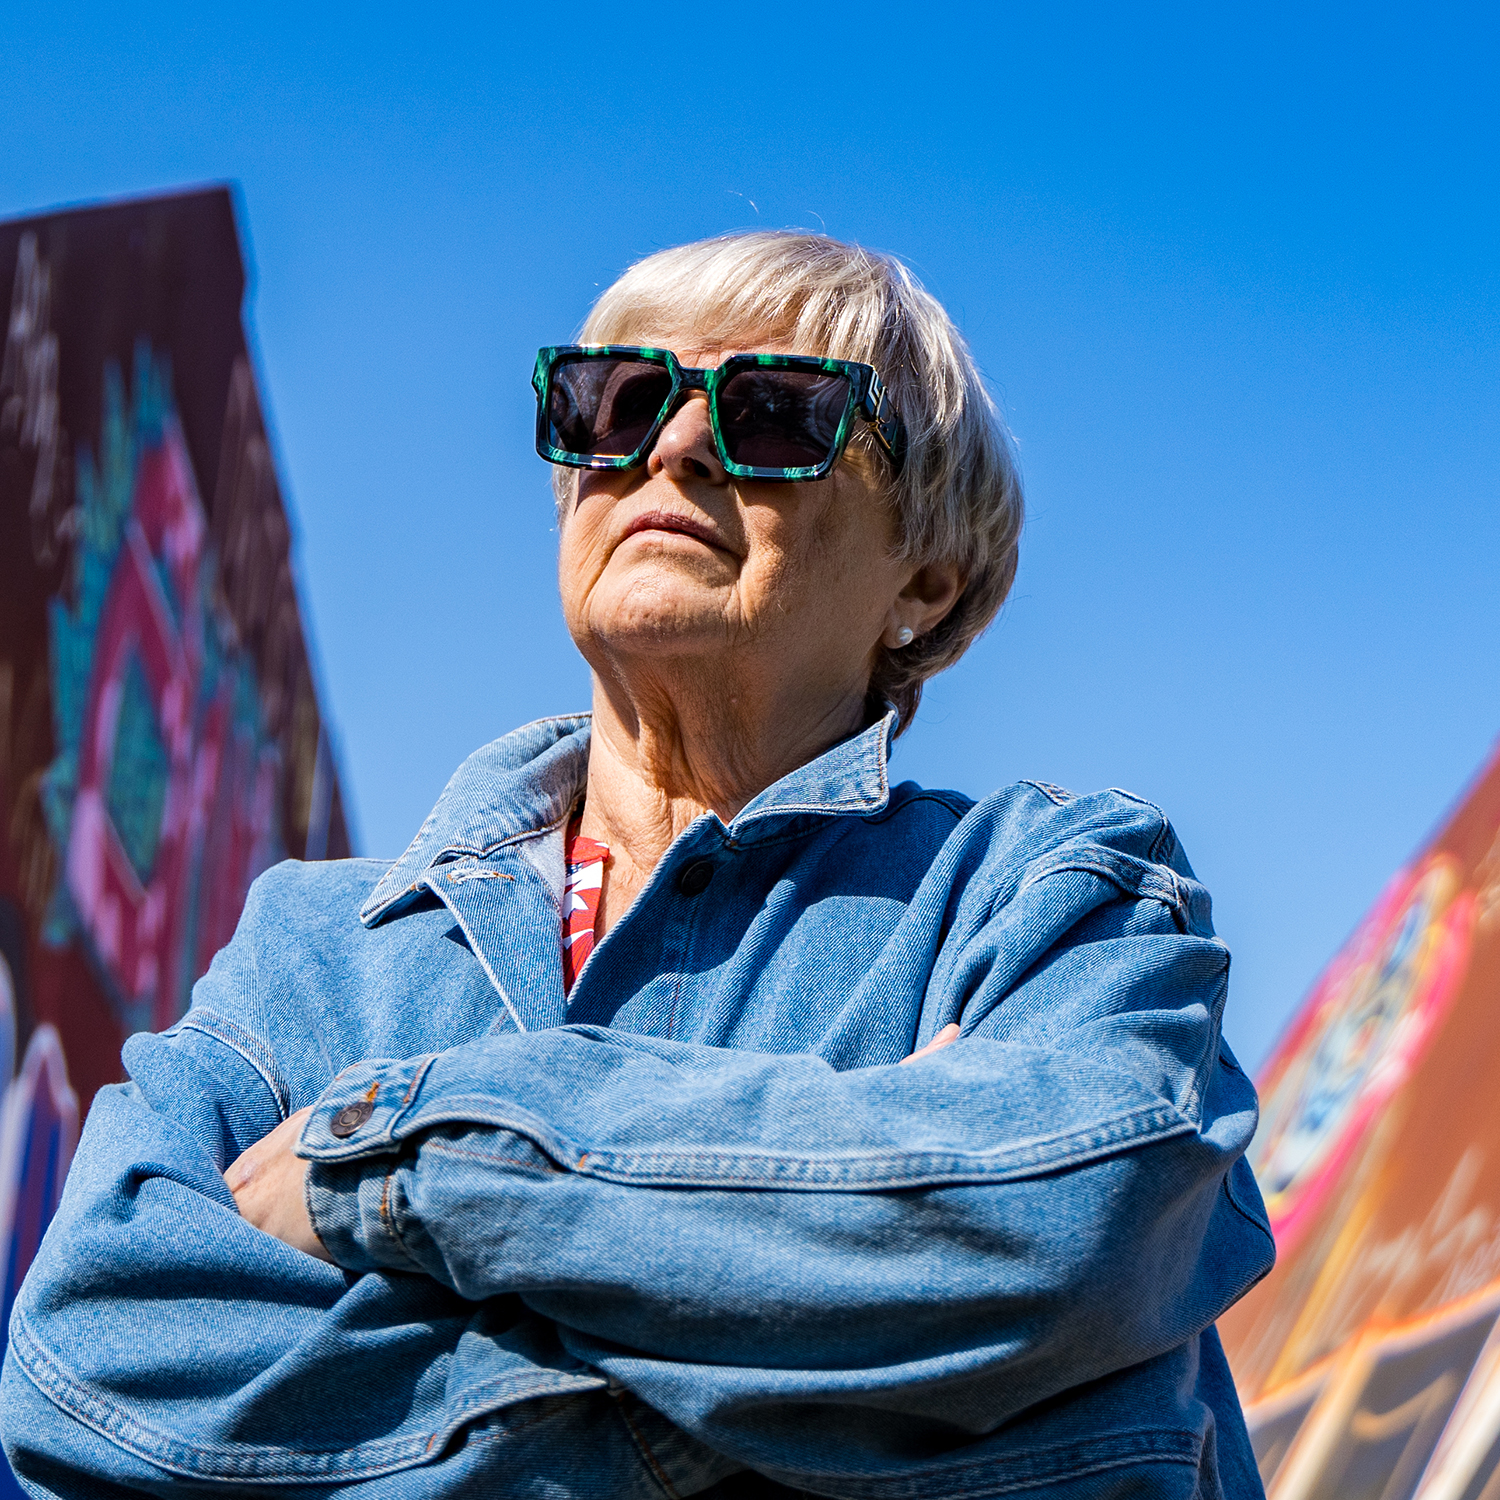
left=1, top=233, right=1273, bottom=1499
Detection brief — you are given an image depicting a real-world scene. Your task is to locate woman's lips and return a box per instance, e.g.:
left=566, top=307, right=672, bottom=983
left=620, top=510, right=728, bottom=552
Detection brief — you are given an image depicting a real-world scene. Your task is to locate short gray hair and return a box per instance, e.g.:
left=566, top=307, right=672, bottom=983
left=560, top=231, right=1024, bottom=734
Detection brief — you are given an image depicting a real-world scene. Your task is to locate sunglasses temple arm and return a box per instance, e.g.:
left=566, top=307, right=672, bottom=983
left=860, top=375, right=907, bottom=473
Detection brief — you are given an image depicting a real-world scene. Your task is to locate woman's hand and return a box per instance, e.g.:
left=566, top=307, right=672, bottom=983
left=900, top=1023, right=960, bottom=1064
left=224, top=1106, right=332, bottom=1261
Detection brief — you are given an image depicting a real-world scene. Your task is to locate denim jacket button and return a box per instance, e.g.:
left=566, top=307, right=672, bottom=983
left=330, top=1101, right=375, bottom=1138
left=677, top=860, right=715, bottom=897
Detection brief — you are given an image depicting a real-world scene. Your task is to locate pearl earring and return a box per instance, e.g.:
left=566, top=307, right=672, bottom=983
left=895, top=626, right=915, bottom=647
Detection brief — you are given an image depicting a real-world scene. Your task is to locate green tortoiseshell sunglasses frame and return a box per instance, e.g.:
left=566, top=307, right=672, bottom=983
left=532, top=345, right=907, bottom=482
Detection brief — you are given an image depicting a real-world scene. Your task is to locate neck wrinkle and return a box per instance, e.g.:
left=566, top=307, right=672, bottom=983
left=579, top=664, right=868, bottom=889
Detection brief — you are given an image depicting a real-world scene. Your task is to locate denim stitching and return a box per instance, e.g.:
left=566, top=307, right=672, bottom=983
left=731, top=714, right=892, bottom=822
left=441, top=867, right=516, bottom=885
left=453, top=1389, right=605, bottom=1453
left=169, top=1009, right=291, bottom=1120
left=371, top=1095, right=1189, bottom=1189
left=575, top=1104, right=1188, bottom=1188
left=1019, top=780, right=1076, bottom=807
left=307, top=1056, right=438, bottom=1160
left=10, top=1305, right=605, bottom=1481
left=421, top=1138, right=564, bottom=1177
left=376, top=1163, right=428, bottom=1273
left=1221, top=1168, right=1276, bottom=1256
left=427, top=811, right=569, bottom=864
left=1016, top=850, right=1180, bottom=909
left=362, top=796, right=579, bottom=924
left=609, top=1388, right=683, bottom=1499
left=423, top=874, right=529, bottom=1033
left=726, top=789, right=970, bottom=851
left=375, top=1053, right=441, bottom=1145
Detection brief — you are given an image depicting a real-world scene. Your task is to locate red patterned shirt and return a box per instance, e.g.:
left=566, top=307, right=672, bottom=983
left=561, top=817, right=609, bottom=993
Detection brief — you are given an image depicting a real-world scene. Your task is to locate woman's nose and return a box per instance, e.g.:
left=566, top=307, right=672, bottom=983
left=647, top=396, right=726, bottom=484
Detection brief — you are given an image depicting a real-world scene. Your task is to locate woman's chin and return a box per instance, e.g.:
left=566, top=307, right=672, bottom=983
left=588, top=616, right=740, bottom=662
left=580, top=578, right=744, bottom=657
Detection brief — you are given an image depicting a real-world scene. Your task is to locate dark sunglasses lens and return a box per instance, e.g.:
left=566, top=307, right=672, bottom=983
left=716, top=369, right=850, bottom=471
left=547, top=356, right=673, bottom=458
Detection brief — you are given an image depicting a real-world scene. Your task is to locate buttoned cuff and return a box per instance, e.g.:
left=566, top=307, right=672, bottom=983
left=297, top=1055, right=435, bottom=1159
left=297, top=1057, right=434, bottom=1274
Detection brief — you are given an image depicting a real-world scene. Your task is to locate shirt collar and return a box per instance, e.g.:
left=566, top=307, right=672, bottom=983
left=360, top=710, right=896, bottom=927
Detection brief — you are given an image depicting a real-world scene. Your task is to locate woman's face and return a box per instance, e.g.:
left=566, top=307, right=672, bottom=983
left=557, top=336, right=919, bottom=712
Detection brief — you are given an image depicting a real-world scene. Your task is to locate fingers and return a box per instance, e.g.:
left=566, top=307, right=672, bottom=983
left=899, top=1022, right=961, bottom=1065
left=224, top=1107, right=330, bottom=1261
left=225, top=1108, right=311, bottom=1190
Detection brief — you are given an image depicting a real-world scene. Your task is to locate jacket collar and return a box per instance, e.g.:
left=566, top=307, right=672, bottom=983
left=730, top=711, right=893, bottom=827
left=360, top=710, right=895, bottom=927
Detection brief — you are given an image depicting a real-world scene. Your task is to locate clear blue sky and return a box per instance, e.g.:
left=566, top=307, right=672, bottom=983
left=5, top=4, right=1497, bottom=1070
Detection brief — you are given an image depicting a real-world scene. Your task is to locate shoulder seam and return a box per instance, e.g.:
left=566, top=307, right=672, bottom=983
left=166, top=1009, right=291, bottom=1121
left=1100, top=786, right=1175, bottom=866
left=1019, top=779, right=1076, bottom=806
left=867, top=789, right=973, bottom=824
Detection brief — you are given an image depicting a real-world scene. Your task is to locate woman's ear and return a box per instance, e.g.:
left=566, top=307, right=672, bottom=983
left=888, top=561, right=965, bottom=645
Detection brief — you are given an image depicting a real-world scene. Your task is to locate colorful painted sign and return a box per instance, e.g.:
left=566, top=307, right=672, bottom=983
left=45, top=347, right=285, bottom=1032
left=1251, top=855, right=1475, bottom=1257
left=0, top=187, right=351, bottom=1493
left=1223, top=742, right=1500, bottom=1499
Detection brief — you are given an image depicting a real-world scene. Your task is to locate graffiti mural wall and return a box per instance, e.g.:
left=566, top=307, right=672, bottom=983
left=1224, top=741, right=1500, bottom=1499
left=0, top=187, right=351, bottom=1490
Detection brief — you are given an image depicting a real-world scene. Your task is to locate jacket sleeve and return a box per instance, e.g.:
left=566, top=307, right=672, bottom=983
left=0, top=902, right=608, bottom=1496
left=300, top=861, right=1276, bottom=1452
left=0, top=1016, right=339, bottom=1493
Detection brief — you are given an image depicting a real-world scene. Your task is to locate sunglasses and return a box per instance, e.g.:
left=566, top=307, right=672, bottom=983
left=533, top=345, right=907, bottom=482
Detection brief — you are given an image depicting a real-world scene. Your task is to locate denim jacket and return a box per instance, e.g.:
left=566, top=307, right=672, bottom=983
left=0, top=714, right=1274, bottom=1499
